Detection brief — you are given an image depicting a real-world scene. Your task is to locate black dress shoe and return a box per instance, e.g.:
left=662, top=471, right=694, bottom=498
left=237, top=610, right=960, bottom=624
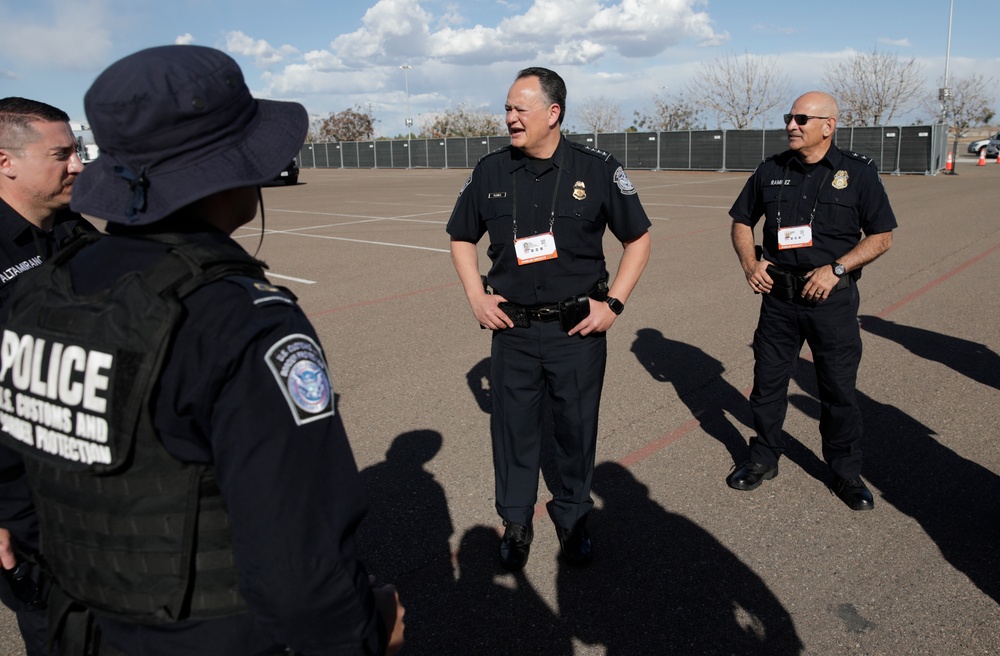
left=547, top=506, right=593, bottom=567
left=831, top=476, right=875, bottom=511
left=726, top=461, right=778, bottom=491
left=499, top=521, right=533, bottom=570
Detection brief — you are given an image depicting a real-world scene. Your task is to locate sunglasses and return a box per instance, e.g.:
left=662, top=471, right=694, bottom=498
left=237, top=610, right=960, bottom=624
left=783, top=114, right=830, bottom=126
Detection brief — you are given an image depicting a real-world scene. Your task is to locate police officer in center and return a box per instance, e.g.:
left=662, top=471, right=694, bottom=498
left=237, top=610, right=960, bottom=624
left=726, top=91, right=896, bottom=510
left=447, top=67, right=651, bottom=569
left=0, top=96, right=96, bottom=656
left=0, top=46, right=404, bottom=654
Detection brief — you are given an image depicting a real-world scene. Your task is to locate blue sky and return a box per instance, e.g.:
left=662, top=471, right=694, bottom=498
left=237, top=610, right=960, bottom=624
left=1, top=0, right=997, bottom=136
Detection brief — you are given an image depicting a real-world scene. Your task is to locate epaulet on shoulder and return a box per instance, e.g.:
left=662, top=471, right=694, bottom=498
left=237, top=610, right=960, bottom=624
left=477, top=145, right=511, bottom=164
left=842, top=150, right=875, bottom=166
left=224, top=275, right=298, bottom=308
left=569, top=140, right=612, bottom=162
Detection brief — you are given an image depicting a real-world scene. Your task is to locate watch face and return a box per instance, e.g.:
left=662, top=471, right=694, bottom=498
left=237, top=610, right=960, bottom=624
left=834, top=263, right=846, bottom=277
left=607, top=297, right=624, bottom=315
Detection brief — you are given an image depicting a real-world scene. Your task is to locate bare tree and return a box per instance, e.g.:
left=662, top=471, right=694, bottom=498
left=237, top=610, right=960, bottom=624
left=310, top=106, right=376, bottom=142
left=686, top=51, right=790, bottom=129
left=575, top=96, right=623, bottom=133
left=633, top=89, right=702, bottom=131
left=822, top=48, right=925, bottom=126
left=929, top=74, right=996, bottom=162
left=421, top=104, right=504, bottom=138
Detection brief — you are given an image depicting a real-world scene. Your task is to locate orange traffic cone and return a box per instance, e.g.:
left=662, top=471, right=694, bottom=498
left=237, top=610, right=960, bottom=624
left=978, top=149, right=986, bottom=166
left=945, top=151, right=953, bottom=172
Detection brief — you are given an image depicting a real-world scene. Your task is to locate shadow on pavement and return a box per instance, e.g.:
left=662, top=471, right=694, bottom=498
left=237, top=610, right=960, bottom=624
left=859, top=315, right=1000, bottom=390
left=789, top=356, right=1000, bottom=604
left=557, top=462, right=804, bottom=654
left=630, top=328, right=755, bottom=464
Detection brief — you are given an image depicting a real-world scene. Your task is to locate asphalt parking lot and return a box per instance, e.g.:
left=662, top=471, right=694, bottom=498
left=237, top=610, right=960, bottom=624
left=3, top=157, right=999, bottom=655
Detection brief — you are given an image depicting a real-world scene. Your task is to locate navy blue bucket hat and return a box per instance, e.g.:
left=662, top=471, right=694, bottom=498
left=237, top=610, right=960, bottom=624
left=72, top=45, right=307, bottom=225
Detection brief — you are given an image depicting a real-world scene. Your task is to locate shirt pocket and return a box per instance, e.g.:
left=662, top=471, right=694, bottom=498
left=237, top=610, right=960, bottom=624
left=555, top=199, right=600, bottom=249
left=483, top=197, right=514, bottom=244
left=815, top=188, right=860, bottom=236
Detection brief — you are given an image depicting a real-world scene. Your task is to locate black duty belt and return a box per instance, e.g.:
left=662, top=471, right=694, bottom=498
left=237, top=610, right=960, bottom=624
left=767, top=265, right=852, bottom=302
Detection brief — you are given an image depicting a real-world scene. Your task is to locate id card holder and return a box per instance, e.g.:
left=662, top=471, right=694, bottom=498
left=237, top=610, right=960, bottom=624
left=514, top=232, right=559, bottom=265
left=777, top=225, right=813, bottom=250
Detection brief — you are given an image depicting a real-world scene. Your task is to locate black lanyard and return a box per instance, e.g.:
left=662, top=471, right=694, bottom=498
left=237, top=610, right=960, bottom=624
left=775, top=162, right=832, bottom=230
left=511, top=165, right=562, bottom=242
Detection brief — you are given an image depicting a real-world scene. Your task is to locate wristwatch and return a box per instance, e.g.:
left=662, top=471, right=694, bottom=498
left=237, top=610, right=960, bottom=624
left=831, top=262, right=847, bottom=278
left=606, top=297, right=624, bottom=315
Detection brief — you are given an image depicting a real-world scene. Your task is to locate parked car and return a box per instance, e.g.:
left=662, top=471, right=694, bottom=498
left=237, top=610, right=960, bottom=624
left=274, top=157, right=299, bottom=185
left=967, top=131, right=1000, bottom=156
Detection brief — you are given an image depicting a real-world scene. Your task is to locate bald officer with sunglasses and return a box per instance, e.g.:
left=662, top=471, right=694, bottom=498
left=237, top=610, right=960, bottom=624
left=726, top=91, right=896, bottom=511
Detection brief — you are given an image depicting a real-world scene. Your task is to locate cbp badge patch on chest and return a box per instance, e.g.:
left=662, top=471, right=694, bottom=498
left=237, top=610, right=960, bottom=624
left=614, top=166, right=637, bottom=195
left=266, top=334, right=335, bottom=425
left=832, top=170, right=849, bottom=190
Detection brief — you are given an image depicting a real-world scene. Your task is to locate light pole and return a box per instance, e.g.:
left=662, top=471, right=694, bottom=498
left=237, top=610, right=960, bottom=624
left=400, top=64, right=413, bottom=169
left=941, top=0, right=958, bottom=174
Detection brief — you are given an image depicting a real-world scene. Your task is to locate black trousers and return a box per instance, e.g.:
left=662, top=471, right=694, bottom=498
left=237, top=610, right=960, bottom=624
left=490, top=319, right=607, bottom=529
left=749, top=281, right=864, bottom=479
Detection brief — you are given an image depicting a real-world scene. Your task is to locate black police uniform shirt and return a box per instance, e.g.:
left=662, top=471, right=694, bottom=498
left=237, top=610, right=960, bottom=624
left=0, top=196, right=96, bottom=552
left=729, top=143, right=897, bottom=272
left=446, top=136, right=651, bottom=306
left=55, top=218, right=384, bottom=655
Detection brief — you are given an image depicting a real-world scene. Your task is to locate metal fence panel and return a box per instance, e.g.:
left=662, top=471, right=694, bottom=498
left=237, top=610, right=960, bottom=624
left=659, top=132, right=691, bottom=169
left=467, top=138, right=491, bottom=164
left=691, top=130, right=724, bottom=170
left=428, top=140, right=447, bottom=168
left=446, top=138, right=468, bottom=168
left=567, top=133, right=598, bottom=151
left=302, top=124, right=945, bottom=174
left=898, top=126, right=933, bottom=174
left=626, top=132, right=659, bottom=169
left=594, top=133, right=625, bottom=160
left=357, top=142, right=375, bottom=168
left=409, top=139, right=428, bottom=167
left=726, top=130, right=769, bottom=171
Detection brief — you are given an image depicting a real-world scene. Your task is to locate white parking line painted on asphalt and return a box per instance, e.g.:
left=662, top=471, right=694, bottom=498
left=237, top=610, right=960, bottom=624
left=266, top=272, right=317, bottom=284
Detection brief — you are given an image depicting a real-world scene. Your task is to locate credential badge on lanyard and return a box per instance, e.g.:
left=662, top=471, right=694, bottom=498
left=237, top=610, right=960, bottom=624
left=512, top=167, right=562, bottom=265
left=775, top=166, right=830, bottom=250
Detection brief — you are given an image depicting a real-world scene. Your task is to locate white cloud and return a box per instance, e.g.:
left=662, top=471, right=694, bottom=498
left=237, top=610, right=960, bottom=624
left=324, top=0, right=727, bottom=66
left=225, top=31, right=300, bottom=68
left=175, top=33, right=195, bottom=45
left=0, top=69, right=19, bottom=81
left=2, top=0, right=112, bottom=70
left=878, top=37, right=911, bottom=48
left=330, top=0, right=433, bottom=65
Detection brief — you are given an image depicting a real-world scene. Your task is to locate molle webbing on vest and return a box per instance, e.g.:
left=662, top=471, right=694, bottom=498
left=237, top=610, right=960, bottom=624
left=5, top=233, right=266, bottom=624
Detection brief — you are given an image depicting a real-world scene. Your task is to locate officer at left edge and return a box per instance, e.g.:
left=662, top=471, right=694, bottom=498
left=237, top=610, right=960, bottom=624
left=0, top=96, right=95, bottom=656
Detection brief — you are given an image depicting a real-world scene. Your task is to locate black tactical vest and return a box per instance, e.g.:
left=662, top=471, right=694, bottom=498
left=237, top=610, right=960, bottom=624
left=0, top=233, right=272, bottom=624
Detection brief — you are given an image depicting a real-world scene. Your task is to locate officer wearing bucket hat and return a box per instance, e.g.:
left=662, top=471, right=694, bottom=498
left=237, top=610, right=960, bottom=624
left=0, top=45, right=404, bottom=655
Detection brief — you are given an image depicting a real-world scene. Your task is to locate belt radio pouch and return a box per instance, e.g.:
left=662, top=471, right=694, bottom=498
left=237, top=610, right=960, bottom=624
left=766, top=265, right=800, bottom=301
left=558, top=295, right=591, bottom=332
left=498, top=302, right=530, bottom=328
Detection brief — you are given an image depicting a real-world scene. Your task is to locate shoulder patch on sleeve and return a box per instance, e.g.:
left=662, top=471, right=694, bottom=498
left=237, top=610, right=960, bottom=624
left=226, top=275, right=298, bottom=307
left=265, top=333, right=335, bottom=425
left=613, top=166, right=637, bottom=195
